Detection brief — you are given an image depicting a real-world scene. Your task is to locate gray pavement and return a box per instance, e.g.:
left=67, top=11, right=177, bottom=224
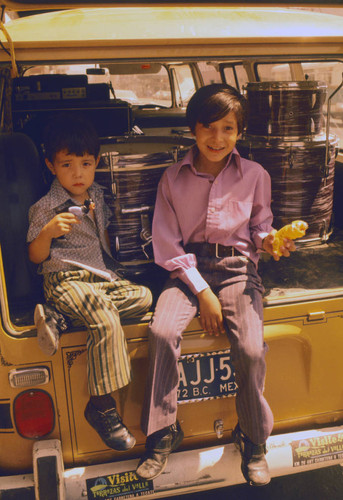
left=183, top=465, right=343, bottom=500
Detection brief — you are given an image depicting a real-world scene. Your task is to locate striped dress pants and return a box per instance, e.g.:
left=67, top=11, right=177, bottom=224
left=140, top=255, right=274, bottom=445
left=43, top=270, right=152, bottom=396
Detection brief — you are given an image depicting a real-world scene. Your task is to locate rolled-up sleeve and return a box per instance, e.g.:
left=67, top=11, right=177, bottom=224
left=152, top=174, right=209, bottom=295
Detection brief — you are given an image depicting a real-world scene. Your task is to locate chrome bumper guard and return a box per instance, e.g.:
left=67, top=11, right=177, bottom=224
left=2, top=425, right=343, bottom=499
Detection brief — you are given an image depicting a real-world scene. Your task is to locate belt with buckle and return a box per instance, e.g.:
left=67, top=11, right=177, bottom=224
left=184, top=242, right=242, bottom=258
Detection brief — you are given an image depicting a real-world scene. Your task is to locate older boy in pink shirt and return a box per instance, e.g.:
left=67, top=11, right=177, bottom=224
left=136, top=84, right=295, bottom=486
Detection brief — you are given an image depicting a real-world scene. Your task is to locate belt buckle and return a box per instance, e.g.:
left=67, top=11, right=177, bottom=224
left=215, top=243, right=235, bottom=258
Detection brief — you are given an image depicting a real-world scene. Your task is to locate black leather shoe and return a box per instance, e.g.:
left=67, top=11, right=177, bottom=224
left=34, top=303, right=69, bottom=356
left=232, top=424, right=270, bottom=486
left=84, top=401, right=136, bottom=451
left=136, top=421, right=184, bottom=480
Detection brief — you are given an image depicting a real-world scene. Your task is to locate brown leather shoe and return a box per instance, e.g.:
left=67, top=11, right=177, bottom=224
left=232, top=424, right=270, bottom=486
left=84, top=400, right=136, bottom=451
left=136, top=421, right=184, bottom=480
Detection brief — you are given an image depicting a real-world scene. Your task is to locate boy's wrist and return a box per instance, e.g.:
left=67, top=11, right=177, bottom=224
left=40, top=224, right=54, bottom=243
left=196, top=286, right=210, bottom=299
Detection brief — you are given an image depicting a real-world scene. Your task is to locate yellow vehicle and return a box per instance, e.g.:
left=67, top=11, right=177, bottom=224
left=1, top=2, right=343, bottom=499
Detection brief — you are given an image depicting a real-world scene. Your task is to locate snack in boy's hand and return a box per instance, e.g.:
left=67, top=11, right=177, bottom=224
left=68, top=198, right=95, bottom=218
left=273, top=220, right=308, bottom=256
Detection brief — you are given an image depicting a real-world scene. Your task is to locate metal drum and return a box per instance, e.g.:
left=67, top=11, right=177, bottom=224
left=95, top=136, right=194, bottom=262
left=244, top=81, right=327, bottom=138
left=237, top=135, right=338, bottom=243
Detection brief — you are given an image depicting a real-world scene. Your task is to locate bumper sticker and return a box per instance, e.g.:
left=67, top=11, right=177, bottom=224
left=292, top=431, right=343, bottom=467
left=86, top=471, right=153, bottom=499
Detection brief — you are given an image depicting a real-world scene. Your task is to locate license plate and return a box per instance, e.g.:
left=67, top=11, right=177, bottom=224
left=177, top=349, right=237, bottom=404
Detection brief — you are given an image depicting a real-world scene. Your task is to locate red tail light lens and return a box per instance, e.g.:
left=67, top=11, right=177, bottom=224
left=14, top=389, right=55, bottom=438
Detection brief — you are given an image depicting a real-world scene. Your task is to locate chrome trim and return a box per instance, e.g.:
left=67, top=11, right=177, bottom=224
left=0, top=258, right=33, bottom=336
left=263, top=287, right=343, bottom=306
left=8, top=367, right=49, bottom=388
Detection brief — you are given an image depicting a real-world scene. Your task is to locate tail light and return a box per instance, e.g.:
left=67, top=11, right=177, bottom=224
left=13, top=389, right=55, bottom=438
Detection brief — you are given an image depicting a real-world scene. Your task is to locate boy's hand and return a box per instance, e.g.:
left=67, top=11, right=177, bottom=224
left=263, top=230, right=296, bottom=261
left=45, top=212, right=80, bottom=239
left=197, top=287, right=225, bottom=336
left=28, top=212, right=80, bottom=264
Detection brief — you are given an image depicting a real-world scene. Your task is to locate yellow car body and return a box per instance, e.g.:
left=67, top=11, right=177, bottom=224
left=0, top=3, right=343, bottom=499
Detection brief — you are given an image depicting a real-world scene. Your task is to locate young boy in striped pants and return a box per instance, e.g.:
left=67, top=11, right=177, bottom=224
left=27, top=114, right=152, bottom=451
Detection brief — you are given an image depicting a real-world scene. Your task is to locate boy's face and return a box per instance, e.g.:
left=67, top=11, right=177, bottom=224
left=193, top=110, right=239, bottom=170
left=46, top=149, right=99, bottom=203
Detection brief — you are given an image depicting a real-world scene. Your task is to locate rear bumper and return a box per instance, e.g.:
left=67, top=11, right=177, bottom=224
left=2, top=425, right=343, bottom=499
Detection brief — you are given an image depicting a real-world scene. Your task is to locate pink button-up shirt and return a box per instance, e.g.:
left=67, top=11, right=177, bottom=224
left=152, top=146, right=273, bottom=295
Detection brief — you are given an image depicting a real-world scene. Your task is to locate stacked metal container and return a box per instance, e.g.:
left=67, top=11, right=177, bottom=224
left=95, top=136, right=194, bottom=263
left=238, top=81, right=338, bottom=244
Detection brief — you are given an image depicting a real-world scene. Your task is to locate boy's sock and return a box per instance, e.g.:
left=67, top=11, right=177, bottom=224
left=89, top=394, right=116, bottom=412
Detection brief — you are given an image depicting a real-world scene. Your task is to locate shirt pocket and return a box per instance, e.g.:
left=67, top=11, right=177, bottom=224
left=218, top=200, right=253, bottom=233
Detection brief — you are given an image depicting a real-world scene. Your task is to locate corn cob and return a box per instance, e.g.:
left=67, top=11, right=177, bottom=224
left=272, top=220, right=308, bottom=256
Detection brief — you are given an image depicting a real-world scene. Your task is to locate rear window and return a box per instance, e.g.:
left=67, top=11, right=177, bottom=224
left=24, top=63, right=172, bottom=107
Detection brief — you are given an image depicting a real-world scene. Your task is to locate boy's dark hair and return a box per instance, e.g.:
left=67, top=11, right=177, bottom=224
left=186, top=83, right=247, bottom=135
left=43, top=113, right=100, bottom=162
